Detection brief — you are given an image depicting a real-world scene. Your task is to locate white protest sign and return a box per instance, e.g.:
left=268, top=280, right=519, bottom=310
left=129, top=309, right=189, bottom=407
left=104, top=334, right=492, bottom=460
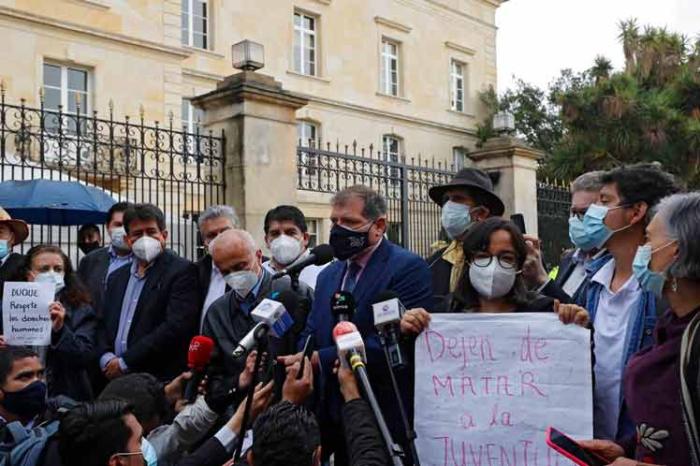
left=414, top=313, right=593, bottom=466
left=2, top=282, right=55, bottom=346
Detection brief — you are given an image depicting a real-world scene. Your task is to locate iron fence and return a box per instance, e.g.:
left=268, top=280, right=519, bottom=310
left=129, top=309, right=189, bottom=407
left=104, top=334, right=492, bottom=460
left=297, top=141, right=455, bottom=258
left=536, top=180, right=572, bottom=269
left=0, top=91, right=225, bottom=266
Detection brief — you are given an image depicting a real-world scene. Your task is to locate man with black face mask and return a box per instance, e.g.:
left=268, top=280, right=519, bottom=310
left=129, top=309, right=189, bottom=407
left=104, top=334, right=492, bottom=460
left=280, top=185, right=432, bottom=466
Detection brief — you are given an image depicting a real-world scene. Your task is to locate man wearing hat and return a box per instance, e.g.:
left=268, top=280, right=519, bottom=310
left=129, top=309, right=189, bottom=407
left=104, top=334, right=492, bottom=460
left=0, top=207, right=29, bottom=299
left=427, top=168, right=504, bottom=312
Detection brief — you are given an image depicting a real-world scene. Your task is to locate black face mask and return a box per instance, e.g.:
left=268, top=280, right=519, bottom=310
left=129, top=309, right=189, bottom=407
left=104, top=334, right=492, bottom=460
left=79, top=241, right=100, bottom=255
left=1, top=380, right=47, bottom=420
left=329, top=223, right=371, bottom=260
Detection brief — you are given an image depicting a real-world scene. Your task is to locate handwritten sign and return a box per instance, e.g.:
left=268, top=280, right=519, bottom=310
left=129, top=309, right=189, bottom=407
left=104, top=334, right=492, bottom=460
left=414, top=313, right=593, bottom=466
left=2, top=282, right=55, bottom=346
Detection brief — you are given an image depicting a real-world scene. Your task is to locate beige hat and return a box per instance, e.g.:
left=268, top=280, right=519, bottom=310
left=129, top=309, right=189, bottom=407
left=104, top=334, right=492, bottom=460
left=0, top=207, right=29, bottom=244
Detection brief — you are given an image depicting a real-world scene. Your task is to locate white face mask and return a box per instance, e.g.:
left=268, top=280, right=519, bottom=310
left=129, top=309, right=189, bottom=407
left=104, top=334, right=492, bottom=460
left=270, top=235, right=303, bottom=266
left=109, top=227, right=129, bottom=252
left=224, top=270, right=259, bottom=298
left=35, top=271, right=66, bottom=294
left=468, top=258, right=517, bottom=299
left=132, top=236, right=163, bottom=263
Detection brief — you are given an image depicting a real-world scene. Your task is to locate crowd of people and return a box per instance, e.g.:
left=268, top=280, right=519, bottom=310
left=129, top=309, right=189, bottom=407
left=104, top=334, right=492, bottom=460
left=0, top=161, right=697, bottom=466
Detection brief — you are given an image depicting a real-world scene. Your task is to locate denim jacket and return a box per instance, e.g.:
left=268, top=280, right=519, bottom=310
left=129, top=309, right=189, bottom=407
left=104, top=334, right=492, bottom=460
left=575, top=253, right=658, bottom=439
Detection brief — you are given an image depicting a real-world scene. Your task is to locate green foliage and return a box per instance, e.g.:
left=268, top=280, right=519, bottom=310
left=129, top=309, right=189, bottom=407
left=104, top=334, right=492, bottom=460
left=478, top=19, right=700, bottom=187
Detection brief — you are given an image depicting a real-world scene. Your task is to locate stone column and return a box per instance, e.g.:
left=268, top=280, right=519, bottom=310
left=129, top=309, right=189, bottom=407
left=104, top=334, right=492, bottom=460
left=192, top=71, right=308, bottom=247
left=468, top=136, right=544, bottom=236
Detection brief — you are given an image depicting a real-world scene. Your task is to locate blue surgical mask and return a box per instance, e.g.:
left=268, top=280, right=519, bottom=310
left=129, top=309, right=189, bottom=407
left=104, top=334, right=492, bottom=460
left=141, top=437, right=158, bottom=466
left=579, top=204, right=631, bottom=250
left=632, top=242, right=676, bottom=298
left=441, top=201, right=473, bottom=240
left=0, top=239, right=8, bottom=259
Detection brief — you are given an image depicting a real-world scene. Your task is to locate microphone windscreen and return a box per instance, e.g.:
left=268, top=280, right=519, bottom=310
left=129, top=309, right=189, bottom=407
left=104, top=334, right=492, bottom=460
left=187, top=335, right=215, bottom=370
left=332, top=321, right=358, bottom=342
left=311, top=244, right=335, bottom=265
left=331, top=291, right=356, bottom=320
left=275, top=289, right=300, bottom=316
left=372, top=290, right=399, bottom=305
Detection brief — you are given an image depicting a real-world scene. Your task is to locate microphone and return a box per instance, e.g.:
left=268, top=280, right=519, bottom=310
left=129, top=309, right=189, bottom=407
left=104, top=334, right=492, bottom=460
left=272, top=244, right=335, bottom=279
left=184, top=335, right=215, bottom=403
left=231, top=290, right=298, bottom=359
left=331, top=290, right=356, bottom=322
left=372, top=291, right=406, bottom=370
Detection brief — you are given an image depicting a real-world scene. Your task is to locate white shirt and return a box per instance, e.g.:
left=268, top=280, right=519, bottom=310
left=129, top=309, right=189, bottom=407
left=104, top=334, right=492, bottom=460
left=591, top=258, right=642, bottom=440
left=201, top=265, right=226, bottom=331
left=262, top=250, right=327, bottom=290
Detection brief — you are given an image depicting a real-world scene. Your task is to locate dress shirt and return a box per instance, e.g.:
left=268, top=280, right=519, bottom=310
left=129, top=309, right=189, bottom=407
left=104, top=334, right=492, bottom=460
left=106, top=245, right=133, bottom=279
left=201, top=264, right=226, bottom=331
left=99, top=260, right=151, bottom=372
left=0, top=253, right=9, bottom=267
left=341, top=238, right=383, bottom=290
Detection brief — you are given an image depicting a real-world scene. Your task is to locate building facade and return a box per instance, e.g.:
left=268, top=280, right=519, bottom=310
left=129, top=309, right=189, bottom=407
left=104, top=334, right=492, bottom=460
left=0, top=0, right=504, bottom=248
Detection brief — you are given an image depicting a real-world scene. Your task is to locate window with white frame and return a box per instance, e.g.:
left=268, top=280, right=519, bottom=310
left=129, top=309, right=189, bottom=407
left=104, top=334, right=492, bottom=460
left=306, top=219, right=320, bottom=248
left=453, top=147, right=468, bottom=171
left=43, top=62, right=90, bottom=133
left=380, top=39, right=400, bottom=96
left=181, top=99, right=205, bottom=134
left=382, top=135, right=401, bottom=187
left=297, top=120, right=319, bottom=147
left=293, top=12, right=317, bottom=76
left=450, top=60, right=466, bottom=112
left=181, top=0, right=208, bottom=49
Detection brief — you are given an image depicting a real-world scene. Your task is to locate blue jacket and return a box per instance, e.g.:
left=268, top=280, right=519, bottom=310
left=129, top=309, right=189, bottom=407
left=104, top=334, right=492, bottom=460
left=301, top=239, right=432, bottom=450
left=576, top=253, right=658, bottom=439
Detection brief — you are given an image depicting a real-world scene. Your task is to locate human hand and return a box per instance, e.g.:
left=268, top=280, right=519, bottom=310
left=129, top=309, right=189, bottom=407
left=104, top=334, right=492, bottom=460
left=277, top=351, right=320, bottom=370
left=522, top=235, right=549, bottom=288
left=607, top=458, right=653, bottom=466
left=239, top=351, right=265, bottom=390
left=334, top=360, right=360, bottom=402
left=104, top=357, right=124, bottom=380
left=554, top=299, right=590, bottom=327
left=164, top=371, right=192, bottom=407
left=282, top=357, right=313, bottom=405
left=0, top=335, right=6, bottom=348
left=400, top=308, right=431, bottom=335
left=577, top=439, right=625, bottom=463
left=229, top=381, right=274, bottom=433
left=49, top=301, right=66, bottom=332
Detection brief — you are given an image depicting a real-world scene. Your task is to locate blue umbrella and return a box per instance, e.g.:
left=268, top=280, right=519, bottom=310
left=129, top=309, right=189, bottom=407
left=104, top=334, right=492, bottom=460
left=0, top=180, right=117, bottom=225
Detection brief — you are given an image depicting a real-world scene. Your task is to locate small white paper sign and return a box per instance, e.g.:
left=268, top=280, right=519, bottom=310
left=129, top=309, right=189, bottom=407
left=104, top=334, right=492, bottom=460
left=414, top=313, right=593, bottom=466
left=2, top=282, right=55, bottom=346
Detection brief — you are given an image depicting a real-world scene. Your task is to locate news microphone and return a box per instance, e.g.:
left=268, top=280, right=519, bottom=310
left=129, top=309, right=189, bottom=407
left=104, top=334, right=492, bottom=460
left=184, top=335, right=215, bottom=403
left=231, top=291, right=298, bottom=359
left=372, top=291, right=406, bottom=370
left=331, top=290, right=356, bottom=322
left=272, top=244, right=334, bottom=279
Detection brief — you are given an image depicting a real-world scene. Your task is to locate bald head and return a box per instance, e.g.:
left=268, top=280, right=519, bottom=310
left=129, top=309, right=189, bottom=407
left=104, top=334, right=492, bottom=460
left=209, top=229, right=262, bottom=276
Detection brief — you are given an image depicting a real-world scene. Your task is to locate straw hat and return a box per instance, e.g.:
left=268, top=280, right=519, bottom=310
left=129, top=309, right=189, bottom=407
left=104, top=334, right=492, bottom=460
left=0, top=207, right=29, bottom=244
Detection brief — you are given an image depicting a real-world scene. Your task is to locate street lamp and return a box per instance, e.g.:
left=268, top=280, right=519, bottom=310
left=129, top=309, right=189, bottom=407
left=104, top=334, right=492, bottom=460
left=492, top=111, right=515, bottom=134
left=232, top=40, right=265, bottom=71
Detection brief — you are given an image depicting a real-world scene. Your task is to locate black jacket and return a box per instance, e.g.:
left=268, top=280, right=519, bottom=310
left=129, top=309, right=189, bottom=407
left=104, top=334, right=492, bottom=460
left=97, top=250, right=200, bottom=381
left=426, top=247, right=452, bottom=313
left=0, top=252, right=24, bottom=301
left=77, top=247, right=111, bottom=313
left=343, top=399, right=390, bottom=466
left=538, top=250, right=577, bottom=304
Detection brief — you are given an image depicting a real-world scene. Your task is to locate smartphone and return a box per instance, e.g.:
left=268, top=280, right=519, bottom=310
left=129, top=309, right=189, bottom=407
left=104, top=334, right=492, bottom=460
left=545, top=427, right=608, bottom=466
left=510, top=213, right=527, bottom=234
left=297, top=335, right=314, bottom=380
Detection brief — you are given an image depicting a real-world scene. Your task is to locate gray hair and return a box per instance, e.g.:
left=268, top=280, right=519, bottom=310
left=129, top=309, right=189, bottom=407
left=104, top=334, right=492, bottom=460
left=654, top=192, right=700, bottom=280
left=331, top=185, right=387, bottom=221
left=209, top=229, right=256, bottom=255
left=198, top=205, right=240, bottom=230
left=570, top=171, right=605, bottom=194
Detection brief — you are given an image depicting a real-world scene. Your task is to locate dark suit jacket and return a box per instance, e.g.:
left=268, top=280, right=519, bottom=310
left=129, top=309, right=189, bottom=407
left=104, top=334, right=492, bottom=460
left=302, top=240, right=432, bottom=456
left=77, top=247, right=111, bottom=313
left=196, top=254, right=213, bottom=306
left=97, top=250, right=199, bottom=381
left=540, top=250, right=578, bottom=304
left=174, top=436, right=229, bottom=466
left=0, top=252, right=24, bottom=300
left=427, top=247, right=452, bottom=313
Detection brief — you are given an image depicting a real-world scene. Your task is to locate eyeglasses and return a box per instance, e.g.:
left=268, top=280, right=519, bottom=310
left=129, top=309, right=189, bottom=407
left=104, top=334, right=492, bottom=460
left=470, top=253, right=518, bottom=270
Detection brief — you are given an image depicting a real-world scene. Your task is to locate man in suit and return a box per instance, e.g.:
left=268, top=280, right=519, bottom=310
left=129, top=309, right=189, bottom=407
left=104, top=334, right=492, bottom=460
left=78, top=202, right=133, bottom=313
left=196, top=204, right=240, bottom=331
left=0, top=207, right=28, bottom=299
left=426, top=168, right=504, bottom=312
left=281, top=185, right=432, bottom=464
left=97, top=203, right=199, bottom=382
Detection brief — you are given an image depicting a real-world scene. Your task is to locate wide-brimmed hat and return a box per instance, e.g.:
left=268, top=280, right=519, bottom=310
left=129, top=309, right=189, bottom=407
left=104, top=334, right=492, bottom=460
left=0, top=207, right=29, bottom=244
left=428, top=168, right=505, bottom=216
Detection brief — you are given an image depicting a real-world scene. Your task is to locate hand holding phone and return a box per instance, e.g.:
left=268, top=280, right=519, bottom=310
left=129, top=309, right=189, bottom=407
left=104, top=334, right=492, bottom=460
left=545, top=427, right=609, bottom=466
left=297, top=335, right=314, bottom=380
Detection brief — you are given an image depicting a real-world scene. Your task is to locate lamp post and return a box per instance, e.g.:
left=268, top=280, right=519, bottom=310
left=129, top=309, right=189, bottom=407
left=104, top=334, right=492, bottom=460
left=492, top=111, right=515, bottom=135
left=232, top=40, right=265, bottom=71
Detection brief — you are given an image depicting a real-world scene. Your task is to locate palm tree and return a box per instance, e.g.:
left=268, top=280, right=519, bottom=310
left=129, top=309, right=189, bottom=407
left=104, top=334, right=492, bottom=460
left=618, top=19, right=640, bottom=73
left=590, top=56, right=613, bottom=84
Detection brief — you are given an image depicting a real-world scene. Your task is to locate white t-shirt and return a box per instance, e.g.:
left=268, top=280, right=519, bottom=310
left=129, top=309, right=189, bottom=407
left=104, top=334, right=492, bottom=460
left=591, top=258, right=642, bottom=440
left=262, top=250, right=327, bottom=290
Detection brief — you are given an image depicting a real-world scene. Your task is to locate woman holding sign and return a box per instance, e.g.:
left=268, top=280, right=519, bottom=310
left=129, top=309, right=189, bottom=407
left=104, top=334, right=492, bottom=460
left=576, top=192, right=700, bottom=466
left=17, top=245, right=97, bottom=402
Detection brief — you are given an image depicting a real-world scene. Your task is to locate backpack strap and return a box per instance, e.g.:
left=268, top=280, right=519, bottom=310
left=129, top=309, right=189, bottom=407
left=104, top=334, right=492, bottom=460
left=680, top=312, right=700, bottom=466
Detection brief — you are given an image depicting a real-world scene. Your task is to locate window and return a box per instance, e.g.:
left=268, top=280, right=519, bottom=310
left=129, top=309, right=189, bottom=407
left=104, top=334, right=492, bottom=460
left=297, top=120, right=319, bottom=147
left=181, top=99, right=205, bottom=133
left=43, top=62, right=90, bottom=132
left=293, top=12, right=317, bottom=76
left=380, top=39, right=400, bottom=96
left=453, top=147, right=467, bottom=171
left=181, top=0, right=208, bottom=49
left=450, top=60, right=465, bottom=112
left=306, top=219, right=320, bottom=248
left=382, top=135, right=401, bottom=187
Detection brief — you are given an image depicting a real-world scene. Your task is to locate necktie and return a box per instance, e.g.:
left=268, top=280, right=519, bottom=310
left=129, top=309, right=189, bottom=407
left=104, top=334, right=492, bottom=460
left=344, top=262, right=361, bottom=293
